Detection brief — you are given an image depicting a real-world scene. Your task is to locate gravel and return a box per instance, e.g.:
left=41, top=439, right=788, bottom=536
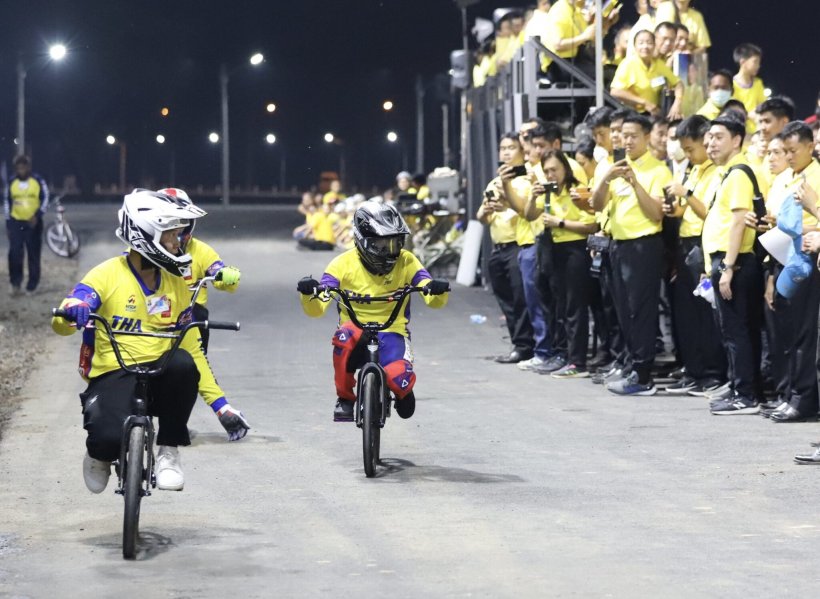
left=0, top=251, right=79, bottom=441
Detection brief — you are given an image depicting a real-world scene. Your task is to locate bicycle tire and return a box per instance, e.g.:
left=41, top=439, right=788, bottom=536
left=361, top=372, right=380, bottom=478
left=46, top=223, right=80, bottom=258
left=122, top=425, right=145, bottom=559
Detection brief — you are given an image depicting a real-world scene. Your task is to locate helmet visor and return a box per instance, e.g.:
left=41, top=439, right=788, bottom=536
left=364, top=235, right=404, bottom=257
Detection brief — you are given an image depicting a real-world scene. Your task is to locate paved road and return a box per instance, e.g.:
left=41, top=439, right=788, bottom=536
left=2, top=206, right=820, bottom=598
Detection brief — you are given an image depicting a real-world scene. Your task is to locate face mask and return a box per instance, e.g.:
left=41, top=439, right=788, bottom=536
left=593, top=145, right=610, bottom=163
left=667, top=139, right=685, bottom=163
left=710, top=89, right=732, bottom=108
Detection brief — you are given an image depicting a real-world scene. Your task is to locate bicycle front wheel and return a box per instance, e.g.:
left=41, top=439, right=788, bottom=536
left=122, top=425, right=145, bottom=559
left=46, top=222, right=80, bottom=258
left=361, top=372, right=380, bottom=478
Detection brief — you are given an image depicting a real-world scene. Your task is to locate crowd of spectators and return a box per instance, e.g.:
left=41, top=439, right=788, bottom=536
left=476, top=1, right=820, bottom=463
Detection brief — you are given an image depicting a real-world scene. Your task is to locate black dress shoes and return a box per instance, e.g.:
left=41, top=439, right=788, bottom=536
left=495, top=350, right=532, bottom=364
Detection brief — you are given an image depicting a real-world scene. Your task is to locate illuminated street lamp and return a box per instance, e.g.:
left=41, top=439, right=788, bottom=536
left=160, top=107, right=170, bottom=117
left=106, top=135, right=116, bottom=145
left=383, top=100, right=394, bottom=111
left=156, top=134, right=166, bottom=144
left=209, top=132, right=220, bottom=144
left=324, top=133, right=335, bottom=143
left=220, top=52, right=265, bottom=205
left=17, top=42, right=68, bottom=156
left=266, top=103, right=276, bottom=113
left=386, top=131, right=398, bottom=143
left=265, top=133, right=276, bottom=144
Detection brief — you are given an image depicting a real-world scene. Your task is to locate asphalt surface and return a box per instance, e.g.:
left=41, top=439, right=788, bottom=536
left=2, top=205, right=820, bottom=598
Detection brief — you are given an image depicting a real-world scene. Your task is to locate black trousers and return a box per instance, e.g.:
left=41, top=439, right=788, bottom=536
left=487, top=243, right=534, bottom=353
left=710, top=253, right=763, bottom=400
left=764, top=263, right=792, bottom=403
left=298, top=238, right=334, bottom=251
left=80, top=350, right=201, bottom=462
left=599, top=250, right=626, bottom=363
left=6, top=217, right=43, bottom=290
left=552, top=240, right=592, bottom=366
left=673, top=237, right=727, bottom=383
left=785, top=263, right=820, bottom=415
left=610, top=235, right=663, bottom=383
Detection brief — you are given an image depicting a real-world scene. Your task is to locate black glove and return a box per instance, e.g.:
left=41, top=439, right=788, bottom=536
left=425, top=279, right=450, bottom=296
left=297, top=276, right=319, bottom=295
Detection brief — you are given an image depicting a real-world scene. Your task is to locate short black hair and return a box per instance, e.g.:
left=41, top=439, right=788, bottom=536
left=524, top=116, right=547, bottom=128
left=676, top=23, right=689, bottom=35
left=622, top=113, right=653, bottom=134
left=529, top=122, right=563, bottom=143
left=13, top=155, right=30, bottom=167
left=782, top=121, right=814, bottom=144
left=709, top=69, right=733, bottom=86
left=655, top=21, right=677, bottom=33
left=733, top=42, right=762, bottom=65
left=500, top=131, right=522, bottom=145
left=587, top=106, right=613, bottom=130
left=676, top=115, right=711, bottom=141
left=542, top=149, right=579, bottom=189
left=712, top=114, right=746, bottom=139
left=610, top=108, right=636, bottom=124
left=719, top=99, right=747, bottom=120
left=757, top=96, right=795, bottom=121
left=634, top=29, right=655, bottom=44
left=650, top=115, right=669, bottom=130
left=575, top=137, right=596, bottom=161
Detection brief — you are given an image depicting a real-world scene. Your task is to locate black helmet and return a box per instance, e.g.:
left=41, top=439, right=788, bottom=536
left=352, top=201, right=410, bottom=275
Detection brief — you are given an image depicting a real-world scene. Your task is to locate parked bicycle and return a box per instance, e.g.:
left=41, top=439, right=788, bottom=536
left=46, top=195, right=80, bottom=258
left=313, top=283, right=445, bottom=478
left=53, top=275, right=239, bottom=559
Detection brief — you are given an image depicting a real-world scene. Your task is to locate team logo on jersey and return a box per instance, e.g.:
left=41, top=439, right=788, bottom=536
left=125, top=294, right=137, bottom=312
left=181, top=265, right=193, bottom=280
left=147, top=294, right=172, bottom=317
left=111, top=315, right=143, bottom=332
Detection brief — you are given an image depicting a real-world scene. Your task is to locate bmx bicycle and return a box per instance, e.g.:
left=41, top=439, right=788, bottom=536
left=46, top=195, right=81, bottom=258
left=314, top=281, right=448, bottom=478
left=53, top=275, right=239, bottom=559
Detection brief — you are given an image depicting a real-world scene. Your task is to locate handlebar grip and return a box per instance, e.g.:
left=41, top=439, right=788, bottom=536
left=206, top=320, right=241, bottom=331
left=52, top=308, right=68, bottom=318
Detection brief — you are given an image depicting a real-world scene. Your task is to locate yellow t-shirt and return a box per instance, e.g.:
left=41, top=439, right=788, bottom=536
left=765, top=168, right=794, bottom=217
left=784, top=160, right=820, bottom=230
left=611, top=55, right=680, bottom=111
left=544, top=187, right=596, bottom=243
left=606, top=151, right=673, bottom=240
left=51, top=256, right=225, bottom=405
left=679, top=160, right=718, bottom=238
left=733, top=76, right=766, bottom=134
left=677, top=8, right=711, bottom=50
left=543, top=0, right=589, bottom=70
left=696, top=98, right=722, bottom=120
left=483, top=178, right=518, bottom=244
left=300, top=249, right=447, bottom=336
left=322, top=191, right=346, bottom=206
left=702, top=154, right=758, bottom=255
left=307, top=210, right=337, bottom=244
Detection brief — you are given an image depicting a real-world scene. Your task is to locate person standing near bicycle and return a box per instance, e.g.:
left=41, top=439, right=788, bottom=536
left=4, top=155, right=49, bottom=296
left=52, top=190, right=246, bottom=493
left=297, top=201, right=449, bottom=422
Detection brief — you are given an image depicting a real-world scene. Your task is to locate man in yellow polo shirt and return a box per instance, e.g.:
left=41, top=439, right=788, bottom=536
left=703, top=114, right=764, bottom=415
left=4, top=155, right=49, bottom=296
left=478, top=133, right=534, bottom=364
left=696, top=70, right=734, bottom=121
left=763, top=122, right=820, bottom=422
left=591, top=112, right=672, bottom=395
left=663, top=115, right=726, bottom=395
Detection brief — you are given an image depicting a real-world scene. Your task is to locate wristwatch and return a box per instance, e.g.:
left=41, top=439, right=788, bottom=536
left=558, top=220, right=566, bottom=228
left=718, top=260, right=740, bottom=273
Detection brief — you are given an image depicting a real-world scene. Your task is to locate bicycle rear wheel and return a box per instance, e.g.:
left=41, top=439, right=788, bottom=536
left=361, top=372, right=380, bottom=478
left=46, top=222, right=80, bottom=258
left=122, top=425, right=145, bottom=559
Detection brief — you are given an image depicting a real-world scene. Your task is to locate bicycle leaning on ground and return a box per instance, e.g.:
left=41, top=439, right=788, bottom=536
left=53, top=275, right=239, bottom=559
left=312, top=282, right=449, bottom=478
left=45, top=195, right=81, bottom=258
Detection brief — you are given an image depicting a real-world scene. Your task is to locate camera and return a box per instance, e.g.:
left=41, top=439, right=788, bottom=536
left=543, top=182, right=559, bottom=194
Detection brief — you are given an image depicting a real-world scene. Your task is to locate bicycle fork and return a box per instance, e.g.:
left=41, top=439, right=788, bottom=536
left=115, top=396, right=156, bottom=497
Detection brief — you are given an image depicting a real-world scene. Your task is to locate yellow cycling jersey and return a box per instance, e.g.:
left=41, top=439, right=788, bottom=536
left=4, top=175, right=49, bottom=221
left=52, top=255, right=225, bottom=406
left=300, top=249, right=448, bottom=336
left=183, top=237, right=234, bottom=305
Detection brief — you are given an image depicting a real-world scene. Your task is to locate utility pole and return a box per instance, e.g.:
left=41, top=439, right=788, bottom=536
left=415, top=75, right=425, bottom=174
left=220, top=63, right=230, bottom=206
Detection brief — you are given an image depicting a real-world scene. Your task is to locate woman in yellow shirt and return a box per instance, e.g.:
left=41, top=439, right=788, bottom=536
left=524, top=150, right=598, bottom=377
left=611, top=29, right=684, bottom=119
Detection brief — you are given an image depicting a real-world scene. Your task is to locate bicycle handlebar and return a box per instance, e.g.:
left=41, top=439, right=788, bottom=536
left=316, top=285, right=428, bottom=333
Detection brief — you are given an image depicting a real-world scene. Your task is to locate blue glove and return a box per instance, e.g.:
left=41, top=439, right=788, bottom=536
left=64, top=301, right=91, bottom=329
left=216, top=404, right=250, bottom=441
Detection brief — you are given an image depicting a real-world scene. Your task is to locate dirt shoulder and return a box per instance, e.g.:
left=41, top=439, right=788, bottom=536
left=0, top=251, right=79, bottom=441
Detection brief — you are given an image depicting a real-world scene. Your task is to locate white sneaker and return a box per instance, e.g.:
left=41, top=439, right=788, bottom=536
left=517, top=356, right=546, bottom=371
left=83, top=452, right=111, bottom=494
left=155, top=445, right=184, bottom=491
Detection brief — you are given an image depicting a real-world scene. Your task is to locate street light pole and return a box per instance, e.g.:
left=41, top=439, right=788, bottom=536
left=17, top=56, right=26, bottom=156
left=119, top=142, right=127, bottom=191
left=220, top=63, right=230, bottom=206
left=415, top=75, right=424, bottom=174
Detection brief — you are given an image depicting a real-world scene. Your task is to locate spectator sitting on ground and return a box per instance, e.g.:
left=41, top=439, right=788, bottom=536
left=696, top=70, right=734, bottom=120
left=322, top=179, right=345, bottom=207
left=610, top=29, right=684, bottom=120
left=298, top=202, right=336, bottom=251
left=732, top=43, right=767, bottom=135
left=293, top=192, right=316, bottom=240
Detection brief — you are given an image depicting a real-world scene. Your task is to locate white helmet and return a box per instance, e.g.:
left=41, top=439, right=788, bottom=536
left=157, top=187, right=196, bottom=248
left=115, top=189, right=207, bottom=277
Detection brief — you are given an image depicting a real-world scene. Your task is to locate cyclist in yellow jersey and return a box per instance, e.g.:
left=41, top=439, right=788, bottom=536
left=297, top=201, right=448, bottom=422
left=52, top=190, right=247, bottom=494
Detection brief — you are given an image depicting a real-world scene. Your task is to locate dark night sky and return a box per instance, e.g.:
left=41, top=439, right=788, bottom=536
left=0, top=0, right=816, bottom=194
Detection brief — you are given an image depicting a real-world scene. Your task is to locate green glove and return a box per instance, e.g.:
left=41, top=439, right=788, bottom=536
left=216, top=266, right=241, bottom=287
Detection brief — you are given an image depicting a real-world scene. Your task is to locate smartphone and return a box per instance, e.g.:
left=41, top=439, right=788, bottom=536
left=510, top=164, right=528, bottom=177
left=663, top=187, right=675, bottom=207
left=613, top=148, right=626, bottom=162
